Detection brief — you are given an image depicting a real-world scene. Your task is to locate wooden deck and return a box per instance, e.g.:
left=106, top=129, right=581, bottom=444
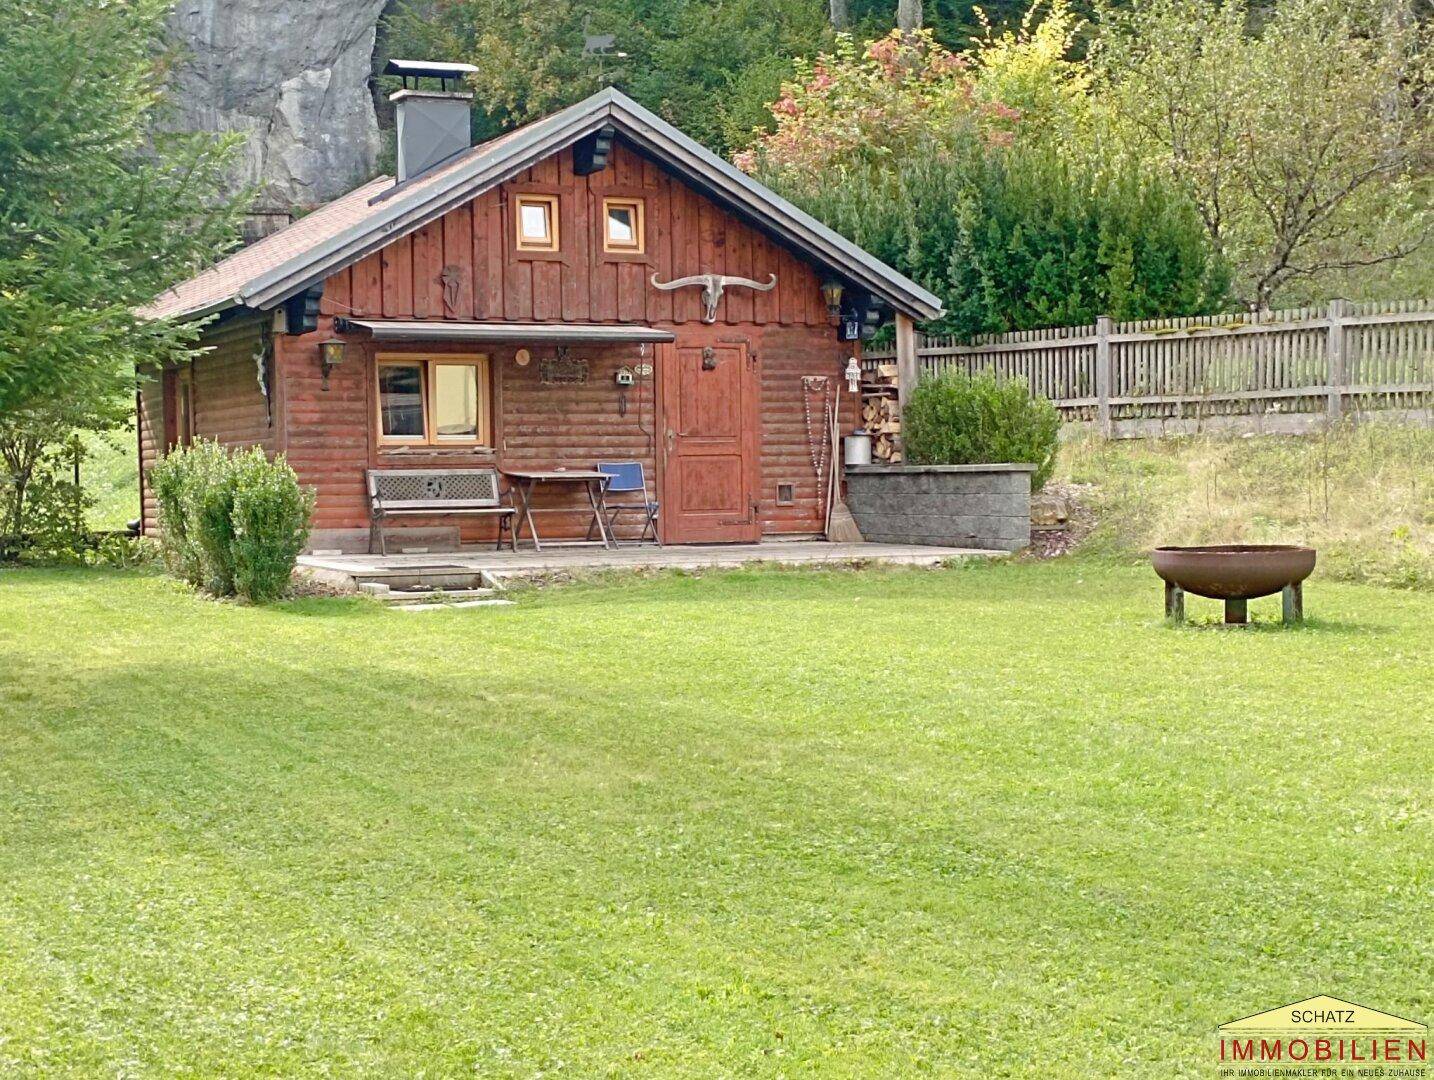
left=297, top=540, right=997, bottom=589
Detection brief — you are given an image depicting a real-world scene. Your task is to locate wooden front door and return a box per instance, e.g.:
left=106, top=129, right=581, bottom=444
left=660, top=338, right=760, bottom=544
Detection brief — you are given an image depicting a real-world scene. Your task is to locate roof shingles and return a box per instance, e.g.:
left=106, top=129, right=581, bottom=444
left=143, top=177, right=394, bottom=320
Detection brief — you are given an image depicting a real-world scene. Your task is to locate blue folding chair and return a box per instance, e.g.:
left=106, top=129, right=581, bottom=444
left=593, top=461, right=661, bottom=546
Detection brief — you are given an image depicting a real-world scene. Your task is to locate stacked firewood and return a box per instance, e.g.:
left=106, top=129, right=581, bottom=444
left=860, top=362, right=902, bottom=462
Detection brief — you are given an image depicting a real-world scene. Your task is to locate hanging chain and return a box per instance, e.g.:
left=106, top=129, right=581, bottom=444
left=802, top=375, right=831, bottom=480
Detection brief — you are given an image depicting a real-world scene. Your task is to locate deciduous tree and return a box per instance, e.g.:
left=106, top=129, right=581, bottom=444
left=383, top=0, right=831, bottom=155
left=739, top=23, right=1227, bottom=336
left=1093, top=0, right=1431, bottom=307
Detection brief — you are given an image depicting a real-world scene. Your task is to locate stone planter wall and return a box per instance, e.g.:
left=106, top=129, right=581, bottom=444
left=844, top=464, right=1035, bottom=551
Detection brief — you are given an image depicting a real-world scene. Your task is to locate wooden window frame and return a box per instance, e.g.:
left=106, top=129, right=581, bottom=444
left=376, top=354, right=492, bottom=448
left=514, top=194, right=560, bottom=252
left=602, top=197, right=645, bottom=254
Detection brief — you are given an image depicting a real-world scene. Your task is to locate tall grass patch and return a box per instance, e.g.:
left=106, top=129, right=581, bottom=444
left=1058, top=422, right=1433, bottom=588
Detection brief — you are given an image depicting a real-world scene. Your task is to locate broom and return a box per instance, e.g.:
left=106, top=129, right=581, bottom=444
left=825, top=403, right=865, bottom=543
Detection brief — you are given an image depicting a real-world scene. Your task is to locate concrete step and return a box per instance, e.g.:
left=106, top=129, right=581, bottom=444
left=352, top=567, right=505, bottom=592
left=359, top=582, right=502, bottom=605
left=353, top=571, right=487, bottom=591
left=383, top=589, right=498, bottom=605
left=393, top=598, right=515, bottom=611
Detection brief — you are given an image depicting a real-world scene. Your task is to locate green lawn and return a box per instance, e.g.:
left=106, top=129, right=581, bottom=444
left=0, top=561, right=1429, bottom=1077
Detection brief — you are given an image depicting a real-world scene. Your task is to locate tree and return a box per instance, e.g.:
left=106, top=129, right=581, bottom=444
left=738, top=23, right=1227, bottom=336
left=383, top=0, right=832, bottom=156
left=0, top=0, right=244, bottom=537
left=969, top=0, right=1091, bottom=148
left=1093, top=0, right=1432, bottom=307
left=897, top=0, right=924, bottom=31
left=734, top=31, right=1020, bottom=180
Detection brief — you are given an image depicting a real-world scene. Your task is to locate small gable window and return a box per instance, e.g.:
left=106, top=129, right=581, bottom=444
left=515, top=195, right=559, bottom=251
left=603, top=197, right=644, bottom=253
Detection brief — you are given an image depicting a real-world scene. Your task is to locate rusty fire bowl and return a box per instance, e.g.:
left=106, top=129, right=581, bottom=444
left=1150, top=544, right=1316, bottom=601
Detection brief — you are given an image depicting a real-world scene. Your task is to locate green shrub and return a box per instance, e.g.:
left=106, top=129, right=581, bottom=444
left=180, top=441, right=240, bottom=596
left=904, top=370, right=1061, bottom=490
left=148, top=450, right=201, bottom=585
left=761, top=144, right=1229, bottom=340
left=148, top=442, right=313, bottom=601
left=5, top=435, right=92, bottom=563
left=91, top=533, right=159, bottom=570
left=228, top=448, right=313, bottom=603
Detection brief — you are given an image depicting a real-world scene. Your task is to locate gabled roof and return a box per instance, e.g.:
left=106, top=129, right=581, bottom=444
left=146, top=89, right=942, bottom=323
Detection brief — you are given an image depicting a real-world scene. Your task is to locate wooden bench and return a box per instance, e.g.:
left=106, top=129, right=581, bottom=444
left=367, top=468, right=516, bottom=555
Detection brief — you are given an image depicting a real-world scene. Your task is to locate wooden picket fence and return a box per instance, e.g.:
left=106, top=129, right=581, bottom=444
left=864, top=299, right=1434, bottom=437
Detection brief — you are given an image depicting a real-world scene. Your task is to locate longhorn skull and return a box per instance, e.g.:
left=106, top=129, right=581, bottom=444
left=649, top=272, right=777, bottom=323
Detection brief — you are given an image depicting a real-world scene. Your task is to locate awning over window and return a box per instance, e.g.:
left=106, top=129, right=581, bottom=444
left=334, top=319, right=675, bottom=344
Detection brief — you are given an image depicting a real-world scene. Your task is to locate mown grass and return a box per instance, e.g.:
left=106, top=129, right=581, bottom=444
left=1, top=561, right=1429, bottom=1077
left=1057, top=422, right=1433, bottom=589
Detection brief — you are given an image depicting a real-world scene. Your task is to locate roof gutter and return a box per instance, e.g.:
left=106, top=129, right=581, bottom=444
left=141, top=293, right=242, bottom=324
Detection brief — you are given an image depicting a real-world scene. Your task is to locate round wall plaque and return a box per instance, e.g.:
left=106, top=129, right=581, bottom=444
left=515, top=348, right=531, bottom=367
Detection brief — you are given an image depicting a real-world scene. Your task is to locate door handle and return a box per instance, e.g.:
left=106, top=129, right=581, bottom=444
left=664, top=427, right=675, bottom=455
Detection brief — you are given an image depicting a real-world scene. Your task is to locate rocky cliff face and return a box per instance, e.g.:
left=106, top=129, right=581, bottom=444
left=167, top=0, right=390, bottom=236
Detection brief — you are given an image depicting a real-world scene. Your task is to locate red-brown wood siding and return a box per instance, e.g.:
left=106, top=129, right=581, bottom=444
left=192, top=327, right=274, bottom=451
left=758, top=326, right=856, bottom=537
left=270, top=139, right=861, bottom=549
left=136, top=318, right=271, bottom=535
left=322, top=143, right=832, bottom=330
left=280, top=325, right=854, bottom=548
left=137, top=378, right=164, bottom=534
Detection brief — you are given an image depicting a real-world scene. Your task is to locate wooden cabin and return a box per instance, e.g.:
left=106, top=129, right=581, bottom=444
left=141, top=73, right=941, bottom=552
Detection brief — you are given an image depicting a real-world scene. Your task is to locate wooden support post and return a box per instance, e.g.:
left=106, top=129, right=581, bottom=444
left=895, top=312, right=918, bottom=414
left=1095, top=315, right=1112, bottom=439
left=1224, top=597, right=1248, bottom=625
left=894, top=311, right=918, bottom=460
left=1327, top=298, right=1347, bottom=422
left=1282, top=582, right=1303, bottom=624
left=1164, top=581, right=1185, bottom=623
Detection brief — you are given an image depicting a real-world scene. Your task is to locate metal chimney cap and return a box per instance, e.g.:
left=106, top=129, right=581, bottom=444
left=383, top=59, right=479, bottom=80
left=389, top=87, right=474, bottom=104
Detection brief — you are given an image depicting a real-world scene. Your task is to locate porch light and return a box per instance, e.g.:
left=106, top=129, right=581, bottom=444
left=821, top=279, right=845, bottom=319
left=319, top=338, right=345, bottom=390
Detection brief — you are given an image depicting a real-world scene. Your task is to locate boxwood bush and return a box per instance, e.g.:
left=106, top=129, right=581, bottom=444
left=903, top=370, right=1060, bottom=490
left=150, top=441, right=313, bottom=602
left=148, top=450, right=201, bottom=586
left=229, top=448, right=314, bottom=603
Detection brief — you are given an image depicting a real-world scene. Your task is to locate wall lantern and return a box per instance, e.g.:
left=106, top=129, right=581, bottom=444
left=318, top=338, right=345, bottom=390
left=820, top=279, right=845, bottom=319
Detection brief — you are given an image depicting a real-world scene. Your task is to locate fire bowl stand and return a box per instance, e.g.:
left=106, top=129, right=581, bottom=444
left=1164, top=582, right=1304, bottom=625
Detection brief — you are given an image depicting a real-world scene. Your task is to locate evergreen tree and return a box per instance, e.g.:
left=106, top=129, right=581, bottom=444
left=0, top=0, right=244, bottom=534
left=0, top=0, right=244, bottom=419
